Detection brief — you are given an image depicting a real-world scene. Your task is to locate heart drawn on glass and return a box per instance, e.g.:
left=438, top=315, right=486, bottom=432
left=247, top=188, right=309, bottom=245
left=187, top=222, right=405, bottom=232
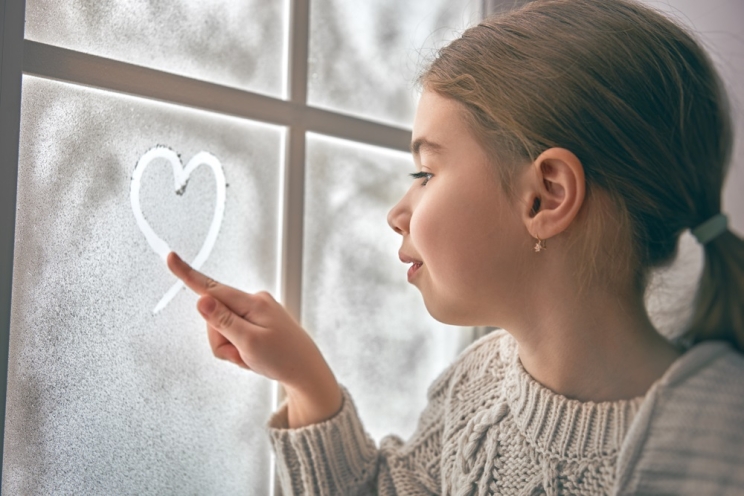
left=130, top=146, right=226, bottom=314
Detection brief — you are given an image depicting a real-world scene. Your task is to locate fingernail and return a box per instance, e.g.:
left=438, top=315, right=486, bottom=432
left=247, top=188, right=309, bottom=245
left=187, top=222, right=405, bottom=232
left=198, top=297, right=216, bottom=316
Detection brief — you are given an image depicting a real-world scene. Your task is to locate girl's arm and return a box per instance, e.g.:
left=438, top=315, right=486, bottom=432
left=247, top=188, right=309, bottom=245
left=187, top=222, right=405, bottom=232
left=166, top=252, right=342, bottom=428
left=268, top=371, right=449, bottom=495
left=167, top=252, right=444, bottom=494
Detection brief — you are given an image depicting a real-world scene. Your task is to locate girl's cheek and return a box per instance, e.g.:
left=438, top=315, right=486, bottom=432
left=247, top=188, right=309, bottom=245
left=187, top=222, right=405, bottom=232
left=411, top=199, right=445, bottom=249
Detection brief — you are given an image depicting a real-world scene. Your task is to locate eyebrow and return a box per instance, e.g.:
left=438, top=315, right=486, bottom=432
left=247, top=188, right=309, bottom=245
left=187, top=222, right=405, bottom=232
left=410, top=138, right=443, bottom=157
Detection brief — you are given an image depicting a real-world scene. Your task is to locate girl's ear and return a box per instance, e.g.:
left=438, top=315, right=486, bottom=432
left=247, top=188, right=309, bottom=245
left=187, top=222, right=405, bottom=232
left=519, top=147, right=586, bottom=240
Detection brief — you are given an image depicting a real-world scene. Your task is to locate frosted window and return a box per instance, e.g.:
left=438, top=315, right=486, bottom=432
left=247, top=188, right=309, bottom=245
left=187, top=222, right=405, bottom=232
left=303, top=134, right=466, bottom=442
left=308, top=0, right=480, bottom=126
left=3, top=76, right=284, bottom=495
left=25, top=0, right=287, bottom=97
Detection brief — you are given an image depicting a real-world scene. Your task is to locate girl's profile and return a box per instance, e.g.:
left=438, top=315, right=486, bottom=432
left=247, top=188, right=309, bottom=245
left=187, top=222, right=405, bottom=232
left=168, top=0, right=744, bottom=493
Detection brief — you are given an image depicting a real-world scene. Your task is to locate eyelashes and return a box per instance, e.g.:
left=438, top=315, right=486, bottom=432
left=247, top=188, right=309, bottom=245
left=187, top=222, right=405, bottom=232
left=409, top=171, right=433, bottom=186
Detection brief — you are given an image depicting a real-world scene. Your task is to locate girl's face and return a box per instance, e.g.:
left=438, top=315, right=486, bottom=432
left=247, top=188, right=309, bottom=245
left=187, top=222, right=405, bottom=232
left=387, top=90, right=533, bottom=326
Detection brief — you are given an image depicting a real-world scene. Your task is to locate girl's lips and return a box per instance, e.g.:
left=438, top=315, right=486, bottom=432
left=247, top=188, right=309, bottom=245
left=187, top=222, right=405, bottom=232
left=407, top=262, right=423, bottom=281
left=399, top=251, right=423, bottom=282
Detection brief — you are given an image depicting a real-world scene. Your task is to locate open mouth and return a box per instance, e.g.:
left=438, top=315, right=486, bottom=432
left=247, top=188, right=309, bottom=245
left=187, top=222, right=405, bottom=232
left=399, top=251, right=423, bottom=281
left=407, top=261, right=423, bottom=280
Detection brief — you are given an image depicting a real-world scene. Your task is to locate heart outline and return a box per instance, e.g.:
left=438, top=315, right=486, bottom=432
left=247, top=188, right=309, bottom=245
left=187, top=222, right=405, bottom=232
left=130, top=146, right=226, bottom=314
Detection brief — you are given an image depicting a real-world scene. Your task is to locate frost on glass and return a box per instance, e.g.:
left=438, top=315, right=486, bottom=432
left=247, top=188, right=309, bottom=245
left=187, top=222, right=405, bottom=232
left=25, top=0, right=287, bottom=97
left=3, top=76, right=283, bottom=495
left=303, top=134, right=467, bottom=442
left=308, top=0, right=480, bottom=126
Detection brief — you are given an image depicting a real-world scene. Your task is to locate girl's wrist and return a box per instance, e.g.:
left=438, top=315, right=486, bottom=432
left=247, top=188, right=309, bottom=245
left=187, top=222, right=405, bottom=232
left=283, top=370, right=343, bottom=428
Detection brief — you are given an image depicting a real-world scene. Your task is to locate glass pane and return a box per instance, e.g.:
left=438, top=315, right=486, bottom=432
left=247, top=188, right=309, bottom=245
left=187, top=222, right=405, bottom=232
left=3, top=76, right=283, bottom=495
left=303, top=134, right=467, bottom=442
left=308, top=0, right=480, bottom=126
left=25, top=0, right=287, bottom=97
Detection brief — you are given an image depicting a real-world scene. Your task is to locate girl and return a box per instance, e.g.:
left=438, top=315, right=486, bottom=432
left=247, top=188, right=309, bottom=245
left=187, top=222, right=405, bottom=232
left=168, top=0, right=744, bottom=493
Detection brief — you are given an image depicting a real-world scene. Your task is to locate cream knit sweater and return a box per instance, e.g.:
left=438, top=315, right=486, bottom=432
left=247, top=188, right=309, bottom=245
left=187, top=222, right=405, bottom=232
left=268, top=330, right=744, bottom=495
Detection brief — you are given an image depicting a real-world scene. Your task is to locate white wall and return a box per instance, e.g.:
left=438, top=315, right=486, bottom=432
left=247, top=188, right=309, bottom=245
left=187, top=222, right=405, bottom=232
left=643, top=0, right=744, bottom=235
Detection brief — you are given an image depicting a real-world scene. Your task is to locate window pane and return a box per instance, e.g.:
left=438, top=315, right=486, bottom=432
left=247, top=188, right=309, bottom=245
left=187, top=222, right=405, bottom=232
left=308, top=0, right=480, bottom=126
left=3, top=76, right=283, bottom=495
left=24, top=0, right=287, bottom=97
left=303, top=134, right=466, bottom=442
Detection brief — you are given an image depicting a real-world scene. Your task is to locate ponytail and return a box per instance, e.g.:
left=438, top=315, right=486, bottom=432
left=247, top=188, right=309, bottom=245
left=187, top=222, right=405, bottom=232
left=684, top=230, right=744, bottom=352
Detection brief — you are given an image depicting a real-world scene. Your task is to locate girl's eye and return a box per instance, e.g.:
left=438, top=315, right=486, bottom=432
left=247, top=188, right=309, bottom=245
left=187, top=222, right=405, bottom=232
left=409, top=171, right=433, bottom=186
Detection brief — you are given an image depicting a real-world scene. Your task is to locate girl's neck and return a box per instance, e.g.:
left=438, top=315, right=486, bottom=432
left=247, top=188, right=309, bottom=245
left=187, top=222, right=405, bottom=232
left=510, top=281, right=682, bottom=403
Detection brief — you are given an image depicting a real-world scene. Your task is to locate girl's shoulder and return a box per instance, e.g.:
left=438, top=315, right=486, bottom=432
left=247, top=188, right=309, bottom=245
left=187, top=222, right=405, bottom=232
left=653, top=339, right=744, bottom=428
left=616, top=341, right=744, bottom=494
left=660, top=339, right=744, bottom=389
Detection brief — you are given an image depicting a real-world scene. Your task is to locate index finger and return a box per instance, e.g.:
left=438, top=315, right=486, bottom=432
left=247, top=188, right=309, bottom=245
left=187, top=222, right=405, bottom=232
left=167, top=252, right=257, bottom=317
left=167, top=252, right=216, bottom=295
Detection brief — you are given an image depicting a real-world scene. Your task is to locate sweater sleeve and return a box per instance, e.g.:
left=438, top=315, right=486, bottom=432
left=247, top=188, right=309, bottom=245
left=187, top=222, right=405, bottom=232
left=267, top=374, right=452, bottom=496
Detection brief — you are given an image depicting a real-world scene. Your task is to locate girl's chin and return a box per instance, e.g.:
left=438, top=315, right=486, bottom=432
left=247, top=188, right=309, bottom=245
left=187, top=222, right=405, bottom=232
left=419, top=294, right=473, bottom=326
left=418, top=289, right=502, bottom=327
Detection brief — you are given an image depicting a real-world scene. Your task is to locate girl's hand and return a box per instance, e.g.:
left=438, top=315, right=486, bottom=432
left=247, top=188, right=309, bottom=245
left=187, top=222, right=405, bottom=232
left=166, top=252, right=342, bottom=427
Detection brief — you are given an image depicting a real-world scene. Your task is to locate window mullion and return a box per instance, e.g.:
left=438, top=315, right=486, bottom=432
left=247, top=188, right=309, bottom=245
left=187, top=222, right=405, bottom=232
left=281, top=0, right=309, bottom=322
left=0, top=0, right=27, bottom=486
left=274, top=0, right=310, bottom=494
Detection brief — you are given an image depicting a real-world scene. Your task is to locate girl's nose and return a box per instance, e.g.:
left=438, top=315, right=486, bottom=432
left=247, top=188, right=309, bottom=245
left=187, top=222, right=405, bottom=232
left=387, top=196, right=410, bottom=235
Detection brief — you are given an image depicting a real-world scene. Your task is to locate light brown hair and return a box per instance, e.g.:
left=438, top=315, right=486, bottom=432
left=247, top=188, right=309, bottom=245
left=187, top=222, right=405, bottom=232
left=421, top=0, right=744, bottom=351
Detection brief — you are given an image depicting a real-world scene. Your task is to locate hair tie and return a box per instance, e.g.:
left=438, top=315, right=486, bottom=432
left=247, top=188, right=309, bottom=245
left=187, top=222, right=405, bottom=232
left=691, top=213, right=728, bottom=244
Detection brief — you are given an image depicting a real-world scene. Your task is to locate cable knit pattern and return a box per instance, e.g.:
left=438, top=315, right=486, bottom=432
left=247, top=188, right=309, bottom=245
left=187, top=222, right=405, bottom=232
left=268, top=330, right=744, bottom=495
left=443, top=334, right=642, bottom=496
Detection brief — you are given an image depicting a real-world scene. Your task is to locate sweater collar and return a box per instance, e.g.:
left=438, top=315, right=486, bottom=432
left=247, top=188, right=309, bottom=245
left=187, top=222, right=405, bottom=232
left=499, top=334, right=644, bottom=460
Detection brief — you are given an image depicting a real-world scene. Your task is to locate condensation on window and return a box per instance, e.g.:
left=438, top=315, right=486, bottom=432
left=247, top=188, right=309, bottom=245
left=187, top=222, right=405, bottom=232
left=308, top=0, right=481, bottom=126
left=303, top=133, right=467, bottom=442
left=24, top=0, right=287, bottom=97
left=3, top=76, right=284, bottom=495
